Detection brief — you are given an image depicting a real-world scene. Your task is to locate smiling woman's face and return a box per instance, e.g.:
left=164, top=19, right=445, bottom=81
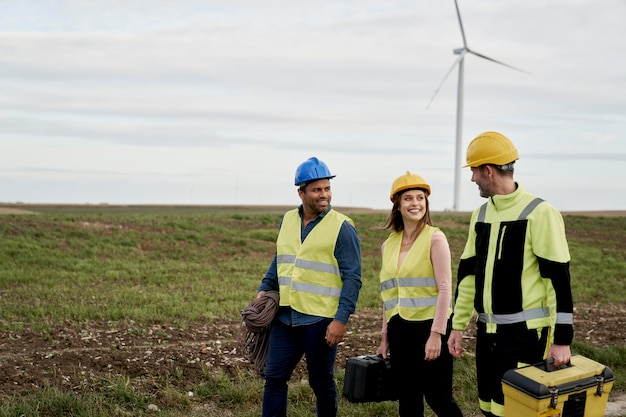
left=398, top=189, right=427, bottom=223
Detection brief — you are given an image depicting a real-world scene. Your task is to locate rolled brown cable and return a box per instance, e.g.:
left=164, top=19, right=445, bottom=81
left=240, top=291, right=280, bottom=376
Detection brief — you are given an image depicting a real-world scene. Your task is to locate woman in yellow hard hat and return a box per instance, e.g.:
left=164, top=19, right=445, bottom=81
left=376, top=171, right=463, bottom=417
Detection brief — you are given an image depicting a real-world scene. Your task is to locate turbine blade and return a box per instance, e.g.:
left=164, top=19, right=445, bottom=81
left=426, top=50, right=467, bottom=109
left=454, top=0, right=468, bottom=48
left=468, top=49, right=531, bottom=74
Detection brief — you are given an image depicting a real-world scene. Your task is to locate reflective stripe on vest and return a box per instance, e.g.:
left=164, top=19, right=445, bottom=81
left=478, top=306, right=550, bottom=325
left=295, top=258, right=341, bottom=276
left=478, top=197, right=544, bottom=222
left=292, top=281, right=342, bottom=297
left=277, top=256, right=341, bottom=286
left=277, top=254, right=296, bottom=288
left=382, top=277, right=438, bottom=311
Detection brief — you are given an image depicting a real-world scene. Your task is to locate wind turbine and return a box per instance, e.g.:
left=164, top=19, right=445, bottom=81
left=427, top=0, right=529, bottom=211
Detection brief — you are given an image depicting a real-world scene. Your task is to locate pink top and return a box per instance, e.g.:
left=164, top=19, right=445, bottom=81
left=381, top=230, right=452, bottom=335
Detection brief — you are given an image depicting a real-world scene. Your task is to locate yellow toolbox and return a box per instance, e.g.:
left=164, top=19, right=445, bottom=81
left=502, top=355, right=614, bottom=417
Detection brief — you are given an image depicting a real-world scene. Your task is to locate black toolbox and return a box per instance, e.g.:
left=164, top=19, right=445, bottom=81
left=342, top=354, right=397, bottom=403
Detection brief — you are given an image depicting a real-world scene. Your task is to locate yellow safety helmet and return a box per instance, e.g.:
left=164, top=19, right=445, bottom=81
left=390, top=171, right=431, bottom=201
left=464, top=131, right=519, bottom=167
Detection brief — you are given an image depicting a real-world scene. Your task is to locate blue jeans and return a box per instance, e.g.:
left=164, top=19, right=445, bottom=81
left=262, top=318, right=338, bottom=417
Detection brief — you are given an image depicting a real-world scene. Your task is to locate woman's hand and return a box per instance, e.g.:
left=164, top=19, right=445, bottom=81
left=425, top=332, right=442, bottom=361
left=376, top=333, right=389, bottom=359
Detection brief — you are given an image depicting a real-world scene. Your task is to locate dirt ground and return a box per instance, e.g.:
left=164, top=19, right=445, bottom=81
left=0, top=304, right=624, bottom=414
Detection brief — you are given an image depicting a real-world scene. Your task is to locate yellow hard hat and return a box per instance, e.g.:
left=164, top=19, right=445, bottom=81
left=390, top=171, right=431, bottom=201
left=464, top=131, right=519, bottom=167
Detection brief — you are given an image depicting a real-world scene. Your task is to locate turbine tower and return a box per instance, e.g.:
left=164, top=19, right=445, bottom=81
left=427, top=0, right=529, bottom=211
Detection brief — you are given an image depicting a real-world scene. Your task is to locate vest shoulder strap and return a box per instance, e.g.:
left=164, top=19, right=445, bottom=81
left=477, top=197, right=544, bottom=222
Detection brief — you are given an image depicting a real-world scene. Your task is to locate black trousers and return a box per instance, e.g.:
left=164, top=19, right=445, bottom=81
left=476, top=322, right=549, bottom=416
left=387, top=316, right=463, bottom=417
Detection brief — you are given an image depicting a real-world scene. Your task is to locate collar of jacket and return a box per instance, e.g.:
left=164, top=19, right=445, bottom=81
left=488, top=182, right=525, bottom=212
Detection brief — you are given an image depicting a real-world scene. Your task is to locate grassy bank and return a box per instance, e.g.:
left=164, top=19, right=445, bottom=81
left=0, top=204, right=624, bottom=416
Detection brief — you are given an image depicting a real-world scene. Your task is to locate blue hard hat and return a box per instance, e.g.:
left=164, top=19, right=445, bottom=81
left=294, top=157, right=336, bottom=186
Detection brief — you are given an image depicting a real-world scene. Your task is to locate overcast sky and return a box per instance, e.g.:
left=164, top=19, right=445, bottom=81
left=1, top=0, right=625, bottom=212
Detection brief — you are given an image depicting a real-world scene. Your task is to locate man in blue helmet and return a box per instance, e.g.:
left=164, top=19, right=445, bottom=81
left=257, top=156, right=362, bottom=417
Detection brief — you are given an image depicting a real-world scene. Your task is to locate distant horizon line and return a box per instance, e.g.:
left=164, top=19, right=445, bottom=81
left=1, top=202, right=624, bottom=217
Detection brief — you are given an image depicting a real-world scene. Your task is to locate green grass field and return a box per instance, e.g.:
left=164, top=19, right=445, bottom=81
left=0, top=204, right=624, bottom=416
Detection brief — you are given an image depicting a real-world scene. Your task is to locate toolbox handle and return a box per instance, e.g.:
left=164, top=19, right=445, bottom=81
left=544, top=357, right=572, bottom=372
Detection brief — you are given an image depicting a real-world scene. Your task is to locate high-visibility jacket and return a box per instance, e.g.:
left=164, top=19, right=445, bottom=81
left=452, top=183, right=573, bottom=345
left=276, top=208, right=353, bottom=318
left=380, top=225, right=451, bottom=323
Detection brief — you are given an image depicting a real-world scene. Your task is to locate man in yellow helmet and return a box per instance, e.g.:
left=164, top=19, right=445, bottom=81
left=256, top=157, right=362, bottom=417
left=447, top=132, right=574, bottom=417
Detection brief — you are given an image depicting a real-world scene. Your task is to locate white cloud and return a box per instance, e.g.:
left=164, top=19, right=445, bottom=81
left=0, top=0, right=624, bottom=211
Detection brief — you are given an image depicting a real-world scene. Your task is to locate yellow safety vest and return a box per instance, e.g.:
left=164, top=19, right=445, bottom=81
left=380, top=225, right=450, bottom=322
left=276, top=209, right=352, bottom=318
left=453, top=185, right=572, bottom=336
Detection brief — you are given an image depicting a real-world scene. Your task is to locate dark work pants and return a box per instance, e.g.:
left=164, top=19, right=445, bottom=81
left=476, top=322, right=549, bottom=417
left=262, top=318, right=338, bottom=417
left=387, top=316, right=463, bottom=417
